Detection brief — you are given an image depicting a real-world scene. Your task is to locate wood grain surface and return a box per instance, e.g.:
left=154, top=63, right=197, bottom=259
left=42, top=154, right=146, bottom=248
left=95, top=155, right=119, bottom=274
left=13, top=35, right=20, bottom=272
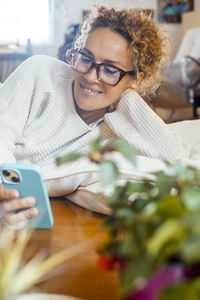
left=28, top=198, right=121, bottom=300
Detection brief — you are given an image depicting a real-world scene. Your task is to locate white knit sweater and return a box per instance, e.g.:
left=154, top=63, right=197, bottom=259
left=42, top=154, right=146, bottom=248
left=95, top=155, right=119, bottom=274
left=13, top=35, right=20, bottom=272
left=0, top=55, right=191, bottom=172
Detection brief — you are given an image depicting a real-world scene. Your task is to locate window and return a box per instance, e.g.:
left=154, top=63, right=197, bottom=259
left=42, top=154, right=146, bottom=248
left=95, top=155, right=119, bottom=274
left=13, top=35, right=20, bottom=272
left=0, top=0, right=49, bottom=44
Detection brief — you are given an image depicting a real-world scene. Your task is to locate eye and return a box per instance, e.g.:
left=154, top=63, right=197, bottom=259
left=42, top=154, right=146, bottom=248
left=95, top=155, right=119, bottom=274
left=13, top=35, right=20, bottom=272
left=103, top=65, right=119, bottom=75
left=79, top=54, right=92, bottom=64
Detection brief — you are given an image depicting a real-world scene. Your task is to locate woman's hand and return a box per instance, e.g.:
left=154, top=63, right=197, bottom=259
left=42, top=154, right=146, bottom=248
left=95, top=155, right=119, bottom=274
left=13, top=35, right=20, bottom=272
left=0, top=184, right=38, bottom=230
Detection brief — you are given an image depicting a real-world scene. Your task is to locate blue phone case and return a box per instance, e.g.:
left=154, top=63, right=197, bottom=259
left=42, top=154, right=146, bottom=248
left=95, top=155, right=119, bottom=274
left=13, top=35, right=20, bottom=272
left=0, top=163, right=54, bottom=229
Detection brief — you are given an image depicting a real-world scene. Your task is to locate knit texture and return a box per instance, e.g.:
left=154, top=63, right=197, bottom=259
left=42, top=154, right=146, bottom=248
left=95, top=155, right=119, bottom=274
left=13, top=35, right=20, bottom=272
left=0, top=55, right=191, bottom=172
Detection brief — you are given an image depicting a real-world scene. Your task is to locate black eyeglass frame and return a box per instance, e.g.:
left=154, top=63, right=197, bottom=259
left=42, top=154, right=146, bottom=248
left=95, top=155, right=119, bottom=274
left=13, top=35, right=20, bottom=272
left=65, top=49, right=137, bottom=86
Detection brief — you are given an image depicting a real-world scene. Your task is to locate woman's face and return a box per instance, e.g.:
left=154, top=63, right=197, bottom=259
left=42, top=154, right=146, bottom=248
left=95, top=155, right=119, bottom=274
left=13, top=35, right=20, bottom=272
left=73, top=27, right=137, bottom=111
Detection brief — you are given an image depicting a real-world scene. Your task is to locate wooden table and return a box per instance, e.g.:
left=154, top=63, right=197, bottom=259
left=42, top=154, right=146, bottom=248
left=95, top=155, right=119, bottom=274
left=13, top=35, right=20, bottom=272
left=29, top=198, right=121, bottom=300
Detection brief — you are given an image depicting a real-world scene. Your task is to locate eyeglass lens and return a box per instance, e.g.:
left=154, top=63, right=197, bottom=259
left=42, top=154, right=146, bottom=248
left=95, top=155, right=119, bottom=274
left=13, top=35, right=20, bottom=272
left=66, top=51, right=121, bottom=85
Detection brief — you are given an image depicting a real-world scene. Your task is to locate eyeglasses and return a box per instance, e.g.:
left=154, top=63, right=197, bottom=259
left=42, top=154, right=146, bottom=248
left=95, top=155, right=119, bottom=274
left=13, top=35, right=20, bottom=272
left=65, top=49, right=136, bottom=86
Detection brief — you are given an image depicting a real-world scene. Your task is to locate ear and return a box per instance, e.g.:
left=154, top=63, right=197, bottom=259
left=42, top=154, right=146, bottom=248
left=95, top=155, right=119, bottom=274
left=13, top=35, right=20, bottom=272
left=129, top=80, right=138, bottom=91
left=121, top=72, right=144, bottom=97
left=130, top=72, right=144, bottom=90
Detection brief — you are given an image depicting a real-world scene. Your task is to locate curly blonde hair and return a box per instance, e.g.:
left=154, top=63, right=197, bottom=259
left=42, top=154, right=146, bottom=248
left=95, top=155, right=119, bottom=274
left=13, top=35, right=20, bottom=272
left=74, top=6, right=169, bottom=96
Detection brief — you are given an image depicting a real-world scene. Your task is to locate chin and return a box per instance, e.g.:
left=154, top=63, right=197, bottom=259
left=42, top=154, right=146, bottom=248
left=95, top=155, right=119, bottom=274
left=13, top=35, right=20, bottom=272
left=74, top=85, right=102, bottom=111
left=75, top=98, right=100, bottom=111
left=76, top=102, right=92, bottom=111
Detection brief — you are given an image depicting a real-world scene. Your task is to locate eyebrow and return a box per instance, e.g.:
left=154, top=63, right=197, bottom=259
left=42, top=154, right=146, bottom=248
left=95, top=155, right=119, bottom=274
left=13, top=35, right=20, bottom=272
left=82, top=47, right=126, bottom=68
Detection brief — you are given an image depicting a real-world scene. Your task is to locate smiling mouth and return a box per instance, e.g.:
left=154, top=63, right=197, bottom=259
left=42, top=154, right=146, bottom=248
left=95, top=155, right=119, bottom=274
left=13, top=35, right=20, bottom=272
left=80, top=83, right=102, bottom=95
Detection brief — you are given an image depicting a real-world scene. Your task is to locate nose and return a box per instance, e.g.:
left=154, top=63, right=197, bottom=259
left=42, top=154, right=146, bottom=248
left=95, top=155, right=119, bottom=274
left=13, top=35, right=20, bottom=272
left=84, top=66, right=99, bottom=83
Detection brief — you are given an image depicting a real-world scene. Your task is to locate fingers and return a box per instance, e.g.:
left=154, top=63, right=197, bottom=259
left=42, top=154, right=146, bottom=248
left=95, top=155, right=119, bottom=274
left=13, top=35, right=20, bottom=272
left=0, top=184, right=19, bottom=201
left=5, top=207, right=38, bottom=226
left=0, top=185, right=38, bottom=230
left=0, top=185, right=38, bottom=229
left=3, top=197, right=36, bottom=212
left=7, top=220, right=28, bottom=231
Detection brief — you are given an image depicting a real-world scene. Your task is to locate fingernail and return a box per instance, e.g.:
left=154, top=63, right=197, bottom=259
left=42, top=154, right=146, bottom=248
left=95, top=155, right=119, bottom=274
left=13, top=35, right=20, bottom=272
left=28, top=197, right=36, bottom=205
left=31, top=207, right=38, bottom=216
left=11, top=190, right=19, bottom=198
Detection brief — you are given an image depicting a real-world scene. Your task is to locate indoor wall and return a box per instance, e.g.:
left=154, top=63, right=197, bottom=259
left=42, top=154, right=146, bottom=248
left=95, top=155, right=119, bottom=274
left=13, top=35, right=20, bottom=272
left=49, top=0, right=200, bottom=61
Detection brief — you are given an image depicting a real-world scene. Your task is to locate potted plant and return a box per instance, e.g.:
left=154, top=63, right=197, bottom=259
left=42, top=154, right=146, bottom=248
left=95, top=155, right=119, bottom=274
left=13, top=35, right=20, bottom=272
left=57, top=138, right=200, bottom=300
left=0, top=225, right=90, bottom=300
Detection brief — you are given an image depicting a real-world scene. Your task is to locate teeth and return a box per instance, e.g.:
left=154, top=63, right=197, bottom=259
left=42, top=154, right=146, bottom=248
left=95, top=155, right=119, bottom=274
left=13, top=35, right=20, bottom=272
left=83, top=86, right=100, bottom=95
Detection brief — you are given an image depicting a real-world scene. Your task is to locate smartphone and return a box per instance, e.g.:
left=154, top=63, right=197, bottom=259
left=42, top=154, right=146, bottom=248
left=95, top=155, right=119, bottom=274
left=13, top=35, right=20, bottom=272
left=0, top=163, right=54, bottom=229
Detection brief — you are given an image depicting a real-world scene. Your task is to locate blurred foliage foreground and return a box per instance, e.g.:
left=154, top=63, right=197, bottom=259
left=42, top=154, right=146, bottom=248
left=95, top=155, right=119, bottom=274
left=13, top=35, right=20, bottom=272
left=57, top=138, right=200, bottom=299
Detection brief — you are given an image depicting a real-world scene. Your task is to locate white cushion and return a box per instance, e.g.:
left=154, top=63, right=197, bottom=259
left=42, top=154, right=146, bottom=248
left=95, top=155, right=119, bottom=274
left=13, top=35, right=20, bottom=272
left=66, top=182, right=111, bottom=215
left=66, top=157, right=200, bottom=215
left=169, top=120, right=200, bottom=160
left=43, top=119, right=200, bottom=215
left=44, top=158, right=99, bottom=196
left=44, top=154, right=167, bottom=214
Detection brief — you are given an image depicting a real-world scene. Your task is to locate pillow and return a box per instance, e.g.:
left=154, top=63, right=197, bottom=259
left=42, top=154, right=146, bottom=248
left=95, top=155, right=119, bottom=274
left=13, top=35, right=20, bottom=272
left=44, top=158, right=100, bottom=197
left=66, top=182, right=111, bottom=215
left=44, top=119, right=200, bottom=215
left=44, top=154, right=166, bottom=197
left=65, top=158, right=200, bottom=216
left=44, top=154, right=166, bottom=214
left=169, top=120, right=200, bottom=161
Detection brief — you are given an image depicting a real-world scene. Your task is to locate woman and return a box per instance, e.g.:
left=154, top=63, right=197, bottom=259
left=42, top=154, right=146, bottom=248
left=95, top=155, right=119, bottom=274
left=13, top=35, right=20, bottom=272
left=0, top=6, right=193, bottom=229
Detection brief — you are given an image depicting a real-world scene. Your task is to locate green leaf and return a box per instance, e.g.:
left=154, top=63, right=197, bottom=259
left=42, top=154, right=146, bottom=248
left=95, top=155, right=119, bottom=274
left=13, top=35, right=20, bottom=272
left=119, top=232, right=139, bottom=258
left=127, top=181, right=150, bottom=194
left=147, top=220, right=186, bottom=257
left=180, top=236, right=200, bottom=263
left=89, top=137, right=103, bottom=150
left=99, top=160, right=119, bottom=186
left=155, top=172, right=177, bottom=197
left=109, top=139, right=136, bottom=166
left=121, top=258, right=153, bottom=295
left=156, top=195, right=186, bottom=219
left=159, top=277, right=200, bottom=300
left=181, top=186, right=200, bottom=211
left=106, top=185, right=129, bottom=207
left=115, top=208, right=134, bottom=219
left=56, top=153, right=84, bottom=166
left=170, top=163, right=189, bottom=176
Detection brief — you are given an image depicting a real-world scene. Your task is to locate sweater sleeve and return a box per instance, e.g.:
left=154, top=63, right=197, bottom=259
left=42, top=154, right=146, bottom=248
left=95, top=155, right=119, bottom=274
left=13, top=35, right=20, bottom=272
left=0, top=57, right=38, bottom=165
left=104, top=91, right=191, bottom=161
